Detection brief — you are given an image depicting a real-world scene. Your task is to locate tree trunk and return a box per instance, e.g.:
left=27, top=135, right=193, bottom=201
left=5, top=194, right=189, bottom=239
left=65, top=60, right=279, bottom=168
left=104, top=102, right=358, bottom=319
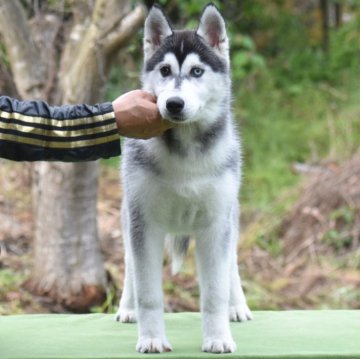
left=0, top=0, right=144, bottom=311
left=334, top=2, right=342, bottom=28
left=0, top=62, right=19, bottom=97
left=320, top=0, right=330, bottom=53
left=31, top=162, right=106, bottom=311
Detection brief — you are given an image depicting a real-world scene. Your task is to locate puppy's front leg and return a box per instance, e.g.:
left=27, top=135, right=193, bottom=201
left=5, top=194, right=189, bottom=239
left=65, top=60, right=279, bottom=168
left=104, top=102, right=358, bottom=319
left=130, top=214, right=172, bottom=353
left=196, top=224, right=236, bottom=354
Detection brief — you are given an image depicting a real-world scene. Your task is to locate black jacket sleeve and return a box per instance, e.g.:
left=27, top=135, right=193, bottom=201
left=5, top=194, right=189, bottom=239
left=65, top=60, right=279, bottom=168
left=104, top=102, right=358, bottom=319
left=0, top=96, right=121, bottom=162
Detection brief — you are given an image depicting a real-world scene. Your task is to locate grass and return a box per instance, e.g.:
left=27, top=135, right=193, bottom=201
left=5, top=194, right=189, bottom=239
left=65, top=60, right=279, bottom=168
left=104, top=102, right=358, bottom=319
left=102, top=156, right=120, bottom=168
left=237, top=70, right=360, bottom=214
left=0, top=269, right=27, bottom=314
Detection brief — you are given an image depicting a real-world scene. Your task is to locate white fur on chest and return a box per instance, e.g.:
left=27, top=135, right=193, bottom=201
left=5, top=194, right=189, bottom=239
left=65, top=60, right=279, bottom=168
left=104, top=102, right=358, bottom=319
left=146, top=172, right=235, bottom=233
left=129, top=130, right=240, bottom=234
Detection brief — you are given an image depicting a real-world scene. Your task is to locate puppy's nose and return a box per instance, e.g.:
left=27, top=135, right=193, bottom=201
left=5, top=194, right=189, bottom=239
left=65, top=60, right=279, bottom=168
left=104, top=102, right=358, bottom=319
left=166, top=97, right=184, bottom=115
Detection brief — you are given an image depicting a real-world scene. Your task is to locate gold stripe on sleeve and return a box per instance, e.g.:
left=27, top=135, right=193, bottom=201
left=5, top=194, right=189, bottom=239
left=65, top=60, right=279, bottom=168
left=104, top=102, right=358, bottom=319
left=0, top=110, right=115, bottom=128
left=0, top=132, right=119, bottom=149
left=0, top=120, right=117, bottom=138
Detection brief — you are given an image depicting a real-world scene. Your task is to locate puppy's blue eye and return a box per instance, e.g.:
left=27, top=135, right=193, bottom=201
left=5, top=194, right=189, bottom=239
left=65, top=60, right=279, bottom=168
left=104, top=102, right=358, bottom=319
left=190, top=67, right=204, bottom=78
left=160, top=66, right=171, bottom=77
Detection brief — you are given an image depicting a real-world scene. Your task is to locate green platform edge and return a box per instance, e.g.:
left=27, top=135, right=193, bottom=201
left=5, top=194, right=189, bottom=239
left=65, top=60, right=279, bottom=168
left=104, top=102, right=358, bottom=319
left=1, top=311, right=359, bottom=359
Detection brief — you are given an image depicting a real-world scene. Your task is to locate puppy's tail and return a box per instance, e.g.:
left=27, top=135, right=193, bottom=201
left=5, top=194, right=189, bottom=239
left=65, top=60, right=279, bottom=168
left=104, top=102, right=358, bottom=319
left=166, top=235, right=190, bottom=275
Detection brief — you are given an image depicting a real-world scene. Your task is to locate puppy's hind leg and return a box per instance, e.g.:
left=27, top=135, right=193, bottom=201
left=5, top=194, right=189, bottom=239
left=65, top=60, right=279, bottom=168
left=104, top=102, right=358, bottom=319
left=228, top=208, right=252, bottom=322
left=116, top=204, right=136, bottom=323
left=116, top=252, right=136, bottom=322
left=229, top=253, right=252, bottom=322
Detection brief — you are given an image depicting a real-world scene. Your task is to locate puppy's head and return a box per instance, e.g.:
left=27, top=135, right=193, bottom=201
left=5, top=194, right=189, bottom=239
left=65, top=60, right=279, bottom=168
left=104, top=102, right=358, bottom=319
left=142, top=4, right=230, bottom=124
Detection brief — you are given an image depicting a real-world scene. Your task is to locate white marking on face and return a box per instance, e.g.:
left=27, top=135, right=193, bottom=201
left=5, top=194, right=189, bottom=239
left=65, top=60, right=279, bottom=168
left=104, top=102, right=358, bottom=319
left=143, top=53, right=228, bottom=124
left=180, top=40, right=184, bottom=54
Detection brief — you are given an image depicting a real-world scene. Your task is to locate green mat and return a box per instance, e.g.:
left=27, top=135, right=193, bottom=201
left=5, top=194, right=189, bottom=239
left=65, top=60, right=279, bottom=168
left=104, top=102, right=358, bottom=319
left=1, top=311, right=359, bottom=359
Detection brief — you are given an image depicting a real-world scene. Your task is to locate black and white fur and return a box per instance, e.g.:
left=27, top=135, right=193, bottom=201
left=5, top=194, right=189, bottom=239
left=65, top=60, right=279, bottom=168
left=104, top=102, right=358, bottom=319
left=116, top=4, right=252, bottom=354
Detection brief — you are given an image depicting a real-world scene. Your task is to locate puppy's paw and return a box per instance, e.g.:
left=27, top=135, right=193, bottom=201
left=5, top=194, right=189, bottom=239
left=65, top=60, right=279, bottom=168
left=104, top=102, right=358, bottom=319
left=136, top=337, right=173, bottom=353
left=115, top=308, right=137, bottom=323
left=202, top=337, right=237, bottom=354
left=229, top=303, right=253, bottom=322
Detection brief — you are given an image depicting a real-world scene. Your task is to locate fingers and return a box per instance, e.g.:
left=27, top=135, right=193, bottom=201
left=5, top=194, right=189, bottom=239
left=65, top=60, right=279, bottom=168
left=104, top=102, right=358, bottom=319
left=137, top=90, right=157, bottom=103
left=160, top=119, right=174, bottom=131
left=113, top=89, right=175, bottom=139
left=141, top=120, right=174, bottom=139
left=144, top=93, right=157, bottom=103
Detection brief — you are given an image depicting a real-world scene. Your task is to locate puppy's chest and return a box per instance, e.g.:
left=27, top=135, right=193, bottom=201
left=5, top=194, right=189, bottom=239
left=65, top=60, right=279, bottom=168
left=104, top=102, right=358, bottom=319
left=147, top=177, right=219, bottom=233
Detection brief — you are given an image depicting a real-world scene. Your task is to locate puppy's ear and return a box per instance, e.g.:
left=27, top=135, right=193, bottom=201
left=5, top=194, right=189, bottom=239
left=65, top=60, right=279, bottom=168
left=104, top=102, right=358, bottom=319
left=144, top=5, right=173, bottom=60
left=196, top=4, right=229, bottom=59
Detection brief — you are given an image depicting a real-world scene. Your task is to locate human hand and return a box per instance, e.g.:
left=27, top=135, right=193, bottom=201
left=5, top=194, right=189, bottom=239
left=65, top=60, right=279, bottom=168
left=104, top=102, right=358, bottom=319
left=112, top=90, right=174, bottom=139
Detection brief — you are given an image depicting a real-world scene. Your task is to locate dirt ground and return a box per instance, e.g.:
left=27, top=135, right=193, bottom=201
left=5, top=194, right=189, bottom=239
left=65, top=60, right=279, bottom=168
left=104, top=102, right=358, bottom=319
left=241, top=154, right=360, bottom=309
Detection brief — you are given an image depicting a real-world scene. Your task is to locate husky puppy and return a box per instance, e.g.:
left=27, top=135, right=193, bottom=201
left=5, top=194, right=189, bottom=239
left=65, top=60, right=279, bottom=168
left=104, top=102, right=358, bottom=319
left=116, top=4, right=252, bottom=354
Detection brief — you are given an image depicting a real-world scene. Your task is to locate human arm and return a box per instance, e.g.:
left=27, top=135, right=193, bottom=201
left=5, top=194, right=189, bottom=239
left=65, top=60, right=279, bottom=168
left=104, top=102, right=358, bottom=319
left=0, top=95, right=119, bottom=162
left=0, top=92, right=173, bottom=162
